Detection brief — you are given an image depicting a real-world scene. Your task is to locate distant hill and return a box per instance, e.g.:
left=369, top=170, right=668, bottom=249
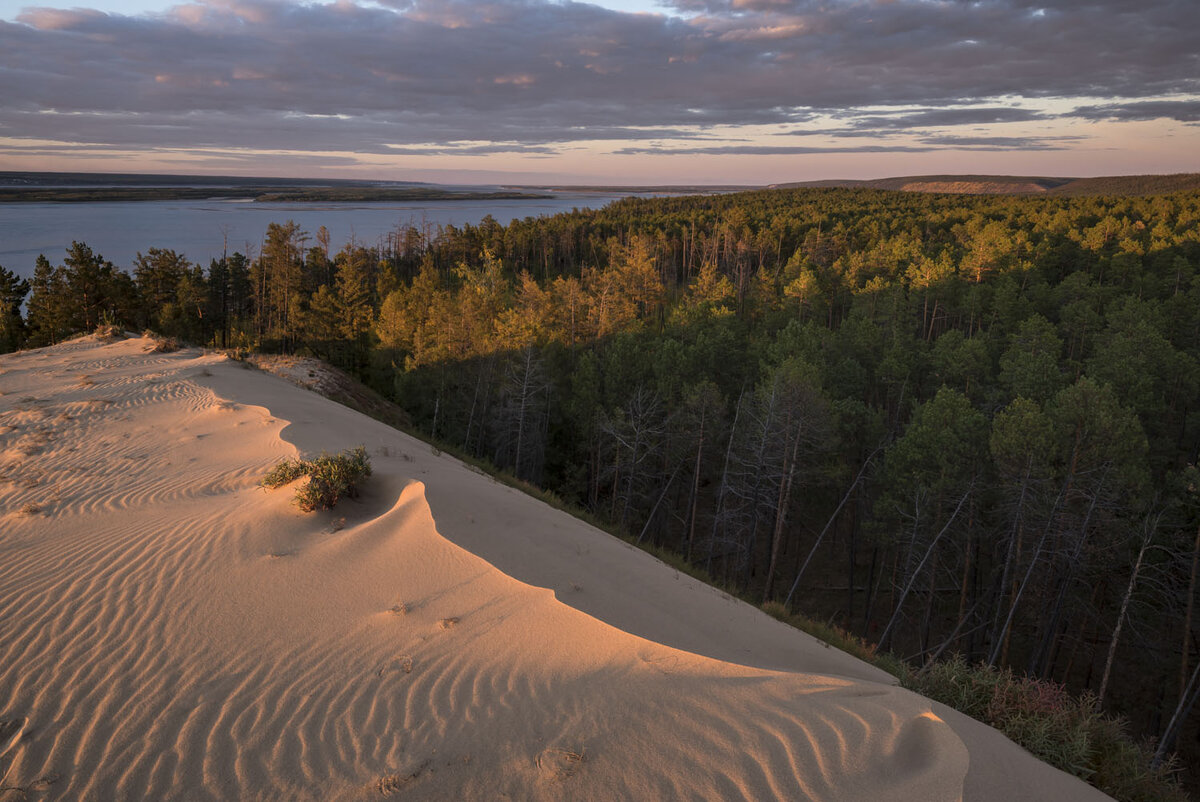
left=770, top=173, right=1200, bottom=196
left=0, top=170, right=415, bottom=189
left=0, top=171, right=549, bottom=203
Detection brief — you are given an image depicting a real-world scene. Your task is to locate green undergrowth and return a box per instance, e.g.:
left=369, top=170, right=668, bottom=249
left=899, top=656, right=1187, bottom=802
left=261, top=446, right=372, bottom=512
left=760, top=600, right=910, bottom=679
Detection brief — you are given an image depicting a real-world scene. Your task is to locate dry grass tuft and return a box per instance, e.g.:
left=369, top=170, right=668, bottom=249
left=146, top=336, right=180, bottom=353
left=93, top=324, right=124, bottom=342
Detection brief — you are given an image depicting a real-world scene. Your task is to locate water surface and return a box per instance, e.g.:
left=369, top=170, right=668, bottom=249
left=0, top=192, right=622, bottom=278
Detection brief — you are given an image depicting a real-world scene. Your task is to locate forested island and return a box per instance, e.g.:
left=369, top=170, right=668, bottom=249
left=0, top=186, right=552, bottom=203
left=0, top=170, right=552, bottom=203
left=2, top=185, right=1199, bottom=797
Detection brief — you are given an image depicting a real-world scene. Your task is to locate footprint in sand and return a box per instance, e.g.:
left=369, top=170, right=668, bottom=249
left=376, top=656, right=414, bottom=678
left=0, top=716, right=25, bottom=769
left=374, top=760, right=428, bottom=796
left=536, top=746, right=586, bottom=781
left=0, top=716, right=59, bottom=795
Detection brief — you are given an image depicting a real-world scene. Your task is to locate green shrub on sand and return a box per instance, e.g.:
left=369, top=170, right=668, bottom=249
left=261, top=446, right=372, bottom=512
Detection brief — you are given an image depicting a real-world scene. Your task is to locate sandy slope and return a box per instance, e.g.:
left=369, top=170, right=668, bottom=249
left=0, top=336, right=1112, bottom=801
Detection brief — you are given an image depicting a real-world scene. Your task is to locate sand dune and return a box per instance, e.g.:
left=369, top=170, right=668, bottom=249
left=0, top=336, right=1112, bottom=801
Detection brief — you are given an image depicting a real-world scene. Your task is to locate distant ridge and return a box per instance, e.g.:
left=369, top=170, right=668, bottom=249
left=0, top=170, right=416, bottom=188
left=770, top=173, right=1200, bottom=196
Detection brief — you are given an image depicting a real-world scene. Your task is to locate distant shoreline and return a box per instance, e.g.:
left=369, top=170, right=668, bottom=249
left=0, top=186, right=554, bottom=204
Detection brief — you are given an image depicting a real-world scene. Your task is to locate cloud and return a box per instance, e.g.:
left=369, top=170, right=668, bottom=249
left=839, top=107, right=1051, bottom=130
left=0, top=0, right=1197, bottom=165
left=914, top=134, right=1081, bottom=150
left=614, top=144, right=926, bottom=154
left=1068, top=99, right=1200, bottom=122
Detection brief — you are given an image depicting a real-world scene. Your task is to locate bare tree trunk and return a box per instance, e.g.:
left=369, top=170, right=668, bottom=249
left=1156, top=657, right=1200, bottom=769
left=1029, top=469, right=1108, bottom=678
left=785, top=446, right=881, bottom=606
left=1098, top=516, right=1157, bottom=705
left=686, top=410, right=706, bottom=562
left=920, top=548, right=939, bottom=655
left=921, top=597, right=983, bottom=672
left=637, top=468, right=680, bottom=545
left=956, top=507, right=974, bottom=652
left=763, top=419, right=802, bottom=601
left=879, top=486, right=973, bottom=651
left=1182, top=525, right=1200, bottom=703
left=707, top=390, right=744, bottom=574
left=988, top=479, right=1069, bottom=667
left=988, top=455, right=1034, bottom=656
left=862, top=545, right=880, bottom=635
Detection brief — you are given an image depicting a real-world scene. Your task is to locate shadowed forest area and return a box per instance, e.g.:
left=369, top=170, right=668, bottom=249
left=4, top=186, right=1200, bottom=791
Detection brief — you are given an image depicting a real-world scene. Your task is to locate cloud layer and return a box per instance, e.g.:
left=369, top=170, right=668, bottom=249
left=1, top=0, right=1197, bottom=176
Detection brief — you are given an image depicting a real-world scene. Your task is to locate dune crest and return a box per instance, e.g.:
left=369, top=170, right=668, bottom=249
left=0, top=336, right=1110, bottom=800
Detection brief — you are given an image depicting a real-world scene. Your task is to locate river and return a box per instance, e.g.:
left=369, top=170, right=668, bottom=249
left=0, top=191, right=627, bottom=278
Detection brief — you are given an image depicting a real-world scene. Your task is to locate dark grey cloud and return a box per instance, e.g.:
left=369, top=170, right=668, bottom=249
left=616, top=130, right=1077, bottom=153
left=614, top=144, right=928, bottom=155
left=838, top=107, right=1051, bottom=130
left=772, top=106, right=1054, bottom=139
left=0, top=0, right=1196, bottom=160
left=1068, top=100, right=1200, bottom=122
left=915, top=134, right=1080, bottom=149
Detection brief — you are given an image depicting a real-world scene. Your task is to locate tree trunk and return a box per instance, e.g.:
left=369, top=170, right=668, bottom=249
left=763, top=419, right=802, bottom=602
left=879, top=486, right=972, bottom=651
left=785, top=447, right=881, bottom=606
left=1155, top=657, right=1200, bottom=769
left=988, top=457, right=1033, bottom=657
left=707, top=390, right=744, bottom=574
left=686, top=411, right=706, bottom=562
left=1182, top=525, right=1200, bottom=704
left=988, top=476, right=1069, bottom=667
left=1097, top=522, right=1153, bottom=705
left=1029, top=469, right=1108, bottom=678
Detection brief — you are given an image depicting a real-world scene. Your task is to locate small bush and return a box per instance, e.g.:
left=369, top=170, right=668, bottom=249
left=261, top=447, right=372, bottom=512
left=261, top=457, right=308, bottom=489
left=141, top=330, right=180, bottom=352
left=94, top=324, right=124, bottom=342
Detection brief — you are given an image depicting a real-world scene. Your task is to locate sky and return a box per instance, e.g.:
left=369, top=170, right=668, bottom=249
left=0, top=0, right=1197, bottom=185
